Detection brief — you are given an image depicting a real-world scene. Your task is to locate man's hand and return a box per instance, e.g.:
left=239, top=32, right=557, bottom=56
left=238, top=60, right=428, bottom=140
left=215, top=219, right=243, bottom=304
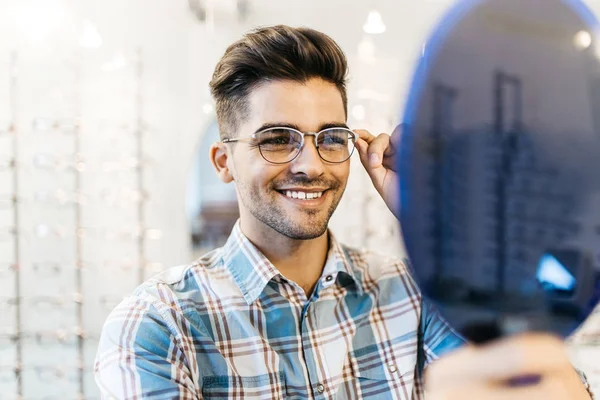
left=354, top=125, right=402, bottom=219
left=426, top=333, right=592, bottom=399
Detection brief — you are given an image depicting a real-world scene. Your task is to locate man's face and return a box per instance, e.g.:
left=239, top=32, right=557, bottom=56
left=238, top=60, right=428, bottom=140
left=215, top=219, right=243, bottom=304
left=229, top=77, right=350, bottom=240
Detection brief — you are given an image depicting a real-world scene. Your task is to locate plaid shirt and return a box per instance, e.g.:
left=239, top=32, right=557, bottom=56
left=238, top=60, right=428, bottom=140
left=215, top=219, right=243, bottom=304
left=95, top=221, right=465, bottom=399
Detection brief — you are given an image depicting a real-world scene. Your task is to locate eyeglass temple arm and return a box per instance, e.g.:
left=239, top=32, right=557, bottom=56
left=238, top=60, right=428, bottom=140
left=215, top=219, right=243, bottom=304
left=222, top=134, right=256, bottom=143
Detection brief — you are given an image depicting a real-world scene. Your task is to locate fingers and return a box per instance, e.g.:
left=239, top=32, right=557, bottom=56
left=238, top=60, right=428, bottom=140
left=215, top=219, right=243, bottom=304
left=355, top=124, right=403, bottom=148
left=367, top=134, right=390, bottom=167
left=355, top=138, right=369, bottom=168
left=354, top=129, right=376, bottom=144
left=353, top=130, right=377, bottom=173
left=353, top=129, right=391, bottom=168
left=428, top=377, right=570, bottom=400
left=426, top=333, right=569, bottom=389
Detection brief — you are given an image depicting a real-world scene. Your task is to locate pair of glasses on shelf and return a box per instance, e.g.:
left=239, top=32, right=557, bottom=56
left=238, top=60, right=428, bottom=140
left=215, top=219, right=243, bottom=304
left=31, top=153, right=85, bottom=173
left=31, top=118, right=79, bottom=134
left=0, top=188, right=148, bottom=209
left=0, top=194, right=16, bottom=209
left=0, top=263, right=18, bottom=276
left=0, top=227, right=17, bottom=241
left=1, top=395, right=97, bottom=400
left=0, top=328, right=96, bottom=348
left=35, top=188, right=147, bottom=207
left=0, top=364, right=93, bottom=383
left=3, top=294, right=132, bottom=312
left=0, top=294, right=83, bottom=313
left=0, top=293, right=135, bottom=315
left=31, top=153, right=152, bottom=173
left=0, top=158, right=16, bottom=171
left=0, top=225, right=163, bottom=241
left=13, top=260, right=163, bottom=277
left=0, top=122, right=13, bottom=135
left=29, top=117, right=154, bottom=137
left=72, top=226, right=162, bottom=241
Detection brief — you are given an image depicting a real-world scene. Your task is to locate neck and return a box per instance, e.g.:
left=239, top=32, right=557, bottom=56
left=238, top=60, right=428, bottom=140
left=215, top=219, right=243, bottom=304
left=238, top=218, right=329, bottom=297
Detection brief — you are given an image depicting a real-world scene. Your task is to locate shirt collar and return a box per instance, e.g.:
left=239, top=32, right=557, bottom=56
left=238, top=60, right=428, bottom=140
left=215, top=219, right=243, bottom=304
left=222, top=220, right=364, bottom=305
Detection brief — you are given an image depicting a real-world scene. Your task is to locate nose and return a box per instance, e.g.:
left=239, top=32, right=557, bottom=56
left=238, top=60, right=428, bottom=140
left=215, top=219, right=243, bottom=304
left=288, top=135, right=325, bottom=178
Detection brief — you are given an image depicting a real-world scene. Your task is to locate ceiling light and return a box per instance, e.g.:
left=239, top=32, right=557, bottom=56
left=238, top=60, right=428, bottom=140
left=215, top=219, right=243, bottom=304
left=79, top=19, right=102, bottom=49
left=363, top=10, right=386, bottom=35
left=574, top=30, right=591, bottom=50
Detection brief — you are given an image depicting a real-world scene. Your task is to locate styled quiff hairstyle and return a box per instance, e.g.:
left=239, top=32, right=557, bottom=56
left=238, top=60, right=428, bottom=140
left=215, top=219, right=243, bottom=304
left=209, top=25, right=349, bottom=139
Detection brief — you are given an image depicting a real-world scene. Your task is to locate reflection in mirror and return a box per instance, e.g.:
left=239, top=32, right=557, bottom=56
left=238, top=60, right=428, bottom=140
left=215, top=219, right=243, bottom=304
left=186, top=121, right=238, bottom=258
left=399, top=0, right=600, bottom=342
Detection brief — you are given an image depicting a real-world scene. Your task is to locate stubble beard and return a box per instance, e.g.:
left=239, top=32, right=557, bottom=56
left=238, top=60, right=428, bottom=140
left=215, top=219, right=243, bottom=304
left=238, top=179, right=345, bottom=240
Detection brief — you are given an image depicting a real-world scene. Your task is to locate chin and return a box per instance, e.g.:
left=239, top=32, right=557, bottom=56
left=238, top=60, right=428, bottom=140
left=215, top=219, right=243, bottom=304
left=272, top=220, right=329, bottom=240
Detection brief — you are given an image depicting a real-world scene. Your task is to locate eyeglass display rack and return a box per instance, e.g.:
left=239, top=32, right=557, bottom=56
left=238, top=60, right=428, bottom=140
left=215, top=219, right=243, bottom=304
left=430, top=82, right=458, bottom=285
left=8, top=50, right=24, bottom=400
left=1, top=48, right=148, bottom=400
left=421, top=71, right=580, bottom=296
left=73, top=50, right=85, bottom=400
left=134, top=48, right=147, bottom=285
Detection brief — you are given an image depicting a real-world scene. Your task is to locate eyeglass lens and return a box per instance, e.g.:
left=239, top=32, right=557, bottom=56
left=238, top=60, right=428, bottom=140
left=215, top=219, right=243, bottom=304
left=256, top=128, right=355, bottom=163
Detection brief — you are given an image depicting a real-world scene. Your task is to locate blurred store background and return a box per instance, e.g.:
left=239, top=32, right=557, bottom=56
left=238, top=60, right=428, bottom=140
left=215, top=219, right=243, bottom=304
left=0, top=0, right=598, bottom=398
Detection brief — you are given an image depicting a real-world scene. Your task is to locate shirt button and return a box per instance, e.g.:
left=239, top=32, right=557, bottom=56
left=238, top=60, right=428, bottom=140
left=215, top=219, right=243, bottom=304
left=388, top=364, right=397, bottom=373
left=325, top=275, right=333, bottom=282
left=317, top=383, right=325, bottom=393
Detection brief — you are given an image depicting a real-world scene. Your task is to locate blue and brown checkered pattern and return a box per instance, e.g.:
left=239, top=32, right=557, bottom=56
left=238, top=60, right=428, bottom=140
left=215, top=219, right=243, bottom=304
left=94, top=221, right=465, bottom=399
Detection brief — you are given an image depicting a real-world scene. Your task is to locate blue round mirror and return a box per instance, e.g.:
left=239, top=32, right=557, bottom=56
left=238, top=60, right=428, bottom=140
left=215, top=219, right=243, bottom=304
left=399, top=0, right=600, bottom=342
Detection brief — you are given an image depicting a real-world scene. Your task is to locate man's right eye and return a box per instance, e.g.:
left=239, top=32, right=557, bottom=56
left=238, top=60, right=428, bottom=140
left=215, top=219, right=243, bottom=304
left=259, top=130, right=298, bottom=146
left=259, top=136, right=289, bottom=146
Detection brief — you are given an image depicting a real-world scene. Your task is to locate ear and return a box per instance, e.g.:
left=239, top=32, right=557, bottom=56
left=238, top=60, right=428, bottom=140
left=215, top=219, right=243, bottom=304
left=209, top=142, right=235, bottom=183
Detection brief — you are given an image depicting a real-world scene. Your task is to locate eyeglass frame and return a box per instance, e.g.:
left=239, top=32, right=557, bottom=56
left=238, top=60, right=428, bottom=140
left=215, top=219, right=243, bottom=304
left=221, top=126, right=358, bottom=164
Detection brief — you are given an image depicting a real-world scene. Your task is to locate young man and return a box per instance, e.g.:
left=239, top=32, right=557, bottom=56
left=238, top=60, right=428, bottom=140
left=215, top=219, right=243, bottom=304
left=95, top=25, right=592, bottom=399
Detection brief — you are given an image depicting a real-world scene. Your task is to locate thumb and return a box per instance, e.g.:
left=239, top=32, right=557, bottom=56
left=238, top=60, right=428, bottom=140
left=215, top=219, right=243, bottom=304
left=369, top=152, right=381, bottom=168
left=356, top=138, right=387, bottom=189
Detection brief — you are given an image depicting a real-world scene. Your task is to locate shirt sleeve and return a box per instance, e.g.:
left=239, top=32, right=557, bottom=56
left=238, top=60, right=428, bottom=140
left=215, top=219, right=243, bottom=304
left=94, top=291, right=200, bottom=400
left=420, top=297, right=467, bottom=365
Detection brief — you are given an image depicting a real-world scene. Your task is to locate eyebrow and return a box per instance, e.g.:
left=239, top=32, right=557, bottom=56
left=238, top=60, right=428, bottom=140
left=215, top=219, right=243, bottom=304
left=253, top=122, right=349, bottom=133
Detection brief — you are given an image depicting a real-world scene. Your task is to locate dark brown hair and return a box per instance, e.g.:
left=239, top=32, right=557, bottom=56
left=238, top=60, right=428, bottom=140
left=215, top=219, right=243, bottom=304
left=209, top=25, right=349, bottom=139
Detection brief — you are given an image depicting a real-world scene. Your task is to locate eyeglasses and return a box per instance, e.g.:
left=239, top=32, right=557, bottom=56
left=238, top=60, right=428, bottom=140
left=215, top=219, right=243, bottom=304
left=31, top=153, right=152, bottom=173
left=222, top=126, right=357, bottom=164
left=32, top=153, right=85, bottom=172
left=32, top=117, right=79, bottom=134
left=0, top=158, right=15, bottom=171
left=32, top=365, right=81, bottom=383
left=0, top=365, right=19, bottom=382
left=0, top=194, right=16, bottom=209
left=0, top=327, right=97, bottom=349
left=31, top=327, right=90, bottom=347
left=0, top=227, right=17, bottom=241
left=0, top=263, right=18, bottom=277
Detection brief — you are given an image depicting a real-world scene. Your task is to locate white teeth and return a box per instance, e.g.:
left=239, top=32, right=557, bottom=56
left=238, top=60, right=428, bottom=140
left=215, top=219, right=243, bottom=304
left=283, top=191, right=324, bottom=200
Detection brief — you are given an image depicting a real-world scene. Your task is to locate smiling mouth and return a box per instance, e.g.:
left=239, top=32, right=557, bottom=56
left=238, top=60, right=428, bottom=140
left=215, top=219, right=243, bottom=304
left=283, top=190, right=323, bottom=200
left=275, top=189, right=328, bottom=201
